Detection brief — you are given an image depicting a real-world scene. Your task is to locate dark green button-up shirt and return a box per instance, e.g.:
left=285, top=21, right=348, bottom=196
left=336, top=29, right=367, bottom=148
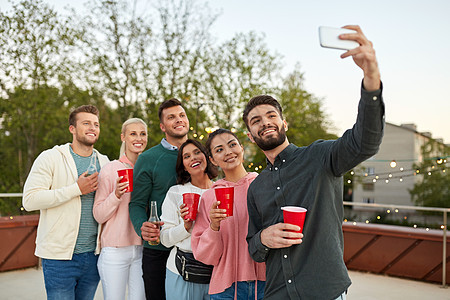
left=247, top=84, right=384, bottom=299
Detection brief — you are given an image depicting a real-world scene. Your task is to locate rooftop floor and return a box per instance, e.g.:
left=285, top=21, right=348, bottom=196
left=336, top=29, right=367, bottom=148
left=0, top=267, right=449, bottom=299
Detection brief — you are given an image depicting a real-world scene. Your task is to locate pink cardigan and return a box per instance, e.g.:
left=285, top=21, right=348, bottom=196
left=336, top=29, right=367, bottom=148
left=93, top=155, right=142, bottom=248
left=191, top=172, right=266, bottom=295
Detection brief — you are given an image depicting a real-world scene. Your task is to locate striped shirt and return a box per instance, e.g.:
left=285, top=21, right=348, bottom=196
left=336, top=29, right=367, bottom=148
left=70, top=147, right=101, bottom=253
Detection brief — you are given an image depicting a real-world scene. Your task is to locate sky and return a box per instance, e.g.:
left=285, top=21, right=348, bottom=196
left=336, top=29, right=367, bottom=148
left=1, top=0, right=449, bottom=144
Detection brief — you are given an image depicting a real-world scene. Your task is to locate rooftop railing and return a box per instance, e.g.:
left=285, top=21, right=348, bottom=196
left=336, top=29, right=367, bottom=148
left=1, top=193, right=448, bottom=286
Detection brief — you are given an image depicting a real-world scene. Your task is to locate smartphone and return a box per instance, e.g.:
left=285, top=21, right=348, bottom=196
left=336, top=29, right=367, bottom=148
left=318, top=26, right=359, bottom=50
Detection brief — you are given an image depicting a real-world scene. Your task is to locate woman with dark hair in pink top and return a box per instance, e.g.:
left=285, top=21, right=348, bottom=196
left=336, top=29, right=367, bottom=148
left=191, top=129, right=266, bottom=299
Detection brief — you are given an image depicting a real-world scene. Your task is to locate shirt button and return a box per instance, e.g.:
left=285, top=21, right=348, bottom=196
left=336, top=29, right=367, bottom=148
left=282, top=159, right=286, bottom=163
left=275, top=167, right=278, bottom=171
left=372, top=96, right=378, bottom=101
left=277, top=187, right=280, bottom=190
left=288, top=279, right=292, bottom=284
left=284, top=255, right=287, bottom=258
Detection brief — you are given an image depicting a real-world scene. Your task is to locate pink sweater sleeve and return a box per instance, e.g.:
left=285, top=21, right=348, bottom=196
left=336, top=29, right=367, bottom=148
left=191, top=190, right=224, bottom=266
left=93, top=162, right=121, bottom=224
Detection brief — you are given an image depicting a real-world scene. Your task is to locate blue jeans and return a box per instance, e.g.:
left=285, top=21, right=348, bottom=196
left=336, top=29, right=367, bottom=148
left=210, top=281, right=265, bottom=300
left=42, top=252, right=100, bottom=300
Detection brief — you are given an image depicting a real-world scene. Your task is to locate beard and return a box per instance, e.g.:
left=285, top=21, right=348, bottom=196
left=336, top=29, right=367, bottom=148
left=251, top=125, right=286, bottom=151
left=75, top=133, right=98, bottom=147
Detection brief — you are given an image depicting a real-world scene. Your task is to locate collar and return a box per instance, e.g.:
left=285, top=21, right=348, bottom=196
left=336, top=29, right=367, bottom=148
left=119, top=155, right=134, bottom=168
left=161, top=138, right=178, bottom=151
left=266, top=143, right=296, bottom=169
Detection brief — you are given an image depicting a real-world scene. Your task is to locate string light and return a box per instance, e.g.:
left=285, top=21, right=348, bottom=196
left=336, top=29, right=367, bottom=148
left=355, top=163, right=448, bottom=185
left=390, top=160, right=397, bottom=168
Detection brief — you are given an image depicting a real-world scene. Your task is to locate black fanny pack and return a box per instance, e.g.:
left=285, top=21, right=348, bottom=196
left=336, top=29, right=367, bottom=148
left=175, top=247, right=213, bottom=284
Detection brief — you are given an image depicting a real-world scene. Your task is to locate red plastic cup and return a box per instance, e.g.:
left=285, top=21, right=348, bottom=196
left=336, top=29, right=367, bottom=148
left=182, top=193, right=200, bottom=220
left=214, top=187, right=234, bottom=217
left=117, top=169, right=133, bottom=192
left=281, top=206, right=307, bottom=233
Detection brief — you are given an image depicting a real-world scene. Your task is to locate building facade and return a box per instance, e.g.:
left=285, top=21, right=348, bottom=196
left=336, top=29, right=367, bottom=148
left=352, top=122, right=447, bottom=207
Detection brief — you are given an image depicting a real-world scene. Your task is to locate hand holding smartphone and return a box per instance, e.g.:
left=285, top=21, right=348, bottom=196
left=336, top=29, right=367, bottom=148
left=319, top=26, right=359, bottom=50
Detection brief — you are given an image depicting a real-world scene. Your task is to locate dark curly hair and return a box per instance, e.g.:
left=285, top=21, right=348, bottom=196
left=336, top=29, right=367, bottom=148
left=176, top=139, right=218, bottom=185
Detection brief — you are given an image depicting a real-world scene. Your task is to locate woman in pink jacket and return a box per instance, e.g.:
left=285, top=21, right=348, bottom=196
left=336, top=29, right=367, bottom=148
left=93, top=118, right=148, bottom=300
left=191, top=128, right=266, bottom=299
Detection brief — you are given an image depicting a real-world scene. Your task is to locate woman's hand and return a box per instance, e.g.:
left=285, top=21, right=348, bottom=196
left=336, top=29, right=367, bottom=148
left=180, top=203, right=194, bottom=231
left=209, top=201, right=227, bottom=231
left=115, top=176, right=128, bottom=199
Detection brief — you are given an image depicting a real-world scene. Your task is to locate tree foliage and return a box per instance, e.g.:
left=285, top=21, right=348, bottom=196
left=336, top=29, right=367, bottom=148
left=0, top=0, right=337, bottom=216
left=409, top=140, right=450, bottom=208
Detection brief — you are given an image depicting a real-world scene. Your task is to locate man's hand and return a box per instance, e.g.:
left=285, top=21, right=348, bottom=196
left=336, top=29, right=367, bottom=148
left=77, top=171, right=99, bottom=195
left=339, top=25, right=381, bottom=91
left=141, top=221, right=164, bottom=242
left=260, top=223, right=303, bottom=249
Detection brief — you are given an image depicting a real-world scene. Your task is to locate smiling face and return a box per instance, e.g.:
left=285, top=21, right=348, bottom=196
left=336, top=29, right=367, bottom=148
left=182, top=143, right=208, bottom=178
left=159, top=105, right=189, bottom=139
left=121, top=122, right=148, bottom=155
left=246, top=104, right=288, bottom=151
left=69, top=112, right=100, bottom=147
left=209, top=133, right=244, bottom=172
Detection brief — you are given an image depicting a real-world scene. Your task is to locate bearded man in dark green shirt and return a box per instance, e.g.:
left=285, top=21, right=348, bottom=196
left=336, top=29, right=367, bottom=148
left=243, top=26, right=384, bottom=300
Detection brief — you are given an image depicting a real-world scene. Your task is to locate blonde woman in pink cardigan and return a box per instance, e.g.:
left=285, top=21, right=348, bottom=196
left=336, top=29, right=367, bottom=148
left=191, top=128, right=266, bottom=299
left=93, top=118, right=148, bottom=300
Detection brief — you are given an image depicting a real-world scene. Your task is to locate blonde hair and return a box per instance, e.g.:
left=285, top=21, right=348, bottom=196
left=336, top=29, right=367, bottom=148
left=119, top=118, right=148, bottom=158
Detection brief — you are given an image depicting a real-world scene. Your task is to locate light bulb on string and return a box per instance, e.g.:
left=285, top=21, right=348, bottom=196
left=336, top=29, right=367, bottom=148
left=390, top=160, right=397, bottom=168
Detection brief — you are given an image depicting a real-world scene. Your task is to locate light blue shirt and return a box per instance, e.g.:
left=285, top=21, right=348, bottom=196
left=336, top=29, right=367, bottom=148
left=161, top=138, right=178, bottom=151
